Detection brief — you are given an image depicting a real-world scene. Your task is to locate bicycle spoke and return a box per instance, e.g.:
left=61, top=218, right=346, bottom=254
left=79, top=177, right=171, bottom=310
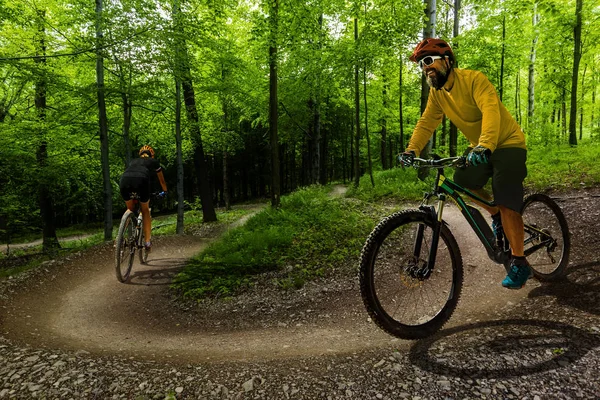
left=521, top=194, right=570, bottom=281
left=371, top=220, right=456, bottom=327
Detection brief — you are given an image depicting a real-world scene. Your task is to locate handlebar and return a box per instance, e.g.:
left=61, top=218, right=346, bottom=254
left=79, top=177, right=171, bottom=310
left=409, top=156, right=467, bottom=169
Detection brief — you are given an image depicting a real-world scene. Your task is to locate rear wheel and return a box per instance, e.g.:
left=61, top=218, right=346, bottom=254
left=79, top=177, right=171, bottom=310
left=115, top=211, right=137, bottom=283
left=359, top=210, right=463, bottom=340
left=138, top=216, right=148, bottom=264
left=521, top=193, right=570, bottom=281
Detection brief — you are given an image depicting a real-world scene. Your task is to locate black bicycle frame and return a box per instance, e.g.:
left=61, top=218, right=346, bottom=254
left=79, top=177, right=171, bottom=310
left=420, top=167, right=510, bottom=267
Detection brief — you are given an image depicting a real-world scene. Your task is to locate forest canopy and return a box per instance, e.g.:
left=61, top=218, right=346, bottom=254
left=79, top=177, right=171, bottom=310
left=0, top=0, right=598, bottom=246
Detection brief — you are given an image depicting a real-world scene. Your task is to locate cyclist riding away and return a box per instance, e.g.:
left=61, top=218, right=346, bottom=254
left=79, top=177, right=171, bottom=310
left=399, top=38, right=531, bottom=289
left=119, top=145, right=168, bottom=253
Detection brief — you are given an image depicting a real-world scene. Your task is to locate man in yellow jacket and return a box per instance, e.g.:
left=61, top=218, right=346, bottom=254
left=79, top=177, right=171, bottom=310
left=400, top=38, right=531, bottom=289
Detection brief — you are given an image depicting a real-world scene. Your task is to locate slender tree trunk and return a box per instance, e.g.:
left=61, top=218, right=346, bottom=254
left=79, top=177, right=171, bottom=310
left=96, top=0, right=113, bottom=241
left=500, top=14, right=506, bottom=102
left=569, top=0, right=582, bottom=146
left=353, top=18, right=361, bottom=188
left=441, top=115, right=447, bottom=148
left=449, top=0, right=459, bottom=156
left=175, top=78, right=184, bottom=233
left=363, top=62, right=374, bottom=187
left=269, top=0, right=281, bottom=206
left=35, top=9, right=59, bottom=251
left=399, top=56, right=405, bottom=153
left=310, top=98, right=320, bottom=184
left=515, top=68, right=521, bottom=125
left=381, top=75, right=388, bottom=170
left=418, top=0, right=436, bottom=178
left=173, top=0, right=184, bottom=234
left=122, top=92, right=132, bottom=167
left=580, top=64, right=586, bottom=140
left=528, top=4, right=539, bottom=128
left=592, top=63, right=596, bottom=130
left=562, top=89, right=567, bottom=139
left=181, top=71, right=216, bottom=222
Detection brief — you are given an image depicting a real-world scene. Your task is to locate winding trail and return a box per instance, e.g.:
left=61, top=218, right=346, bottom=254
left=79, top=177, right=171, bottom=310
left=1, top=198, right=533, bottom=364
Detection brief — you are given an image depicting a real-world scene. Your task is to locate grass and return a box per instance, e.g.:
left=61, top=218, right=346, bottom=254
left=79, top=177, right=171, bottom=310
left=172, top=186, right=379, bottom=299
left=525, top=141, right=600, bottom=191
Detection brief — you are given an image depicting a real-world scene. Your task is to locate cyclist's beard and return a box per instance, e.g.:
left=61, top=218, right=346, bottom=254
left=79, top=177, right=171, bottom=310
left=425, top=65, right=450, bottom=90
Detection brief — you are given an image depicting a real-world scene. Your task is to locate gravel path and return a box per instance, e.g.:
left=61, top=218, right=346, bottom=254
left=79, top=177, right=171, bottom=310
left=1, top=189, right=599, bottom=399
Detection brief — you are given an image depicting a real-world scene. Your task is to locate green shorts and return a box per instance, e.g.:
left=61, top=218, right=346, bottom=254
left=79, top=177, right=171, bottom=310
left=453, top=147, right=527, bottom=213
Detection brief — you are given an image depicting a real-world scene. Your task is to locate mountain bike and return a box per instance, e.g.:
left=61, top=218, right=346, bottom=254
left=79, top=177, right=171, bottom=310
left=359, top=156, right=570, bottom=340
left=115, top=193, right=153, bottom=283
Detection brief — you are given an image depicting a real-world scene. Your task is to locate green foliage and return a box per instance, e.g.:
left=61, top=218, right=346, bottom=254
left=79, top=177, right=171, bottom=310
left=526, top=140, right=600, bottom=191
left=172, top=186, right=377, bottom=299
left=345, top=166, right=439, bottom=203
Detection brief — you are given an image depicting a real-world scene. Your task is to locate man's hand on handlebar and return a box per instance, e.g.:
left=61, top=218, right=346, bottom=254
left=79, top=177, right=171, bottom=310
left=466, top=145, right=491, bottom=167
left=398, top=150, right=416, bottom=168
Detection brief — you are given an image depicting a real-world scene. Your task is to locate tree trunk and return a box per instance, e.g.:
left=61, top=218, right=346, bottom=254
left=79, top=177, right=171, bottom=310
left=418, top=0, right=436, bottom=178
left=441, top=115, right=447, bottom=148
left=569, top=0, right=582, bottom=146
left=122, top=92, right=132, bottom=168
left=592, top=63, right=596, bottom=130
left=562, top=89, right=567, bottom=139
left=310, top=98, right=320, bottom=184
left=580, top=64, right=586, bottom=140
left=449, top=0, right=460, bottom=156
left=269, top=0, right=281, bottom=206
left=381, top=73, right=388, bottom=170
left=181, top=75, right=217, bottom=222
left=528, top=4, right=539, bottom=128
left=319, top=104, right=328, bottom=185
left=398, top=55, right=405, bottom=152
left=515, top=68, right=521, bottom=125
left=96, top=0, right=113, bottom=241
left=173, top=0, right=185, bottom=234
left=353, top=17, right=361, bottom=188
left=35, top=9, right=59, bottom=252
left=499, top=14, right=506, bottom=102
left=363, top=62, right=374, bottom=187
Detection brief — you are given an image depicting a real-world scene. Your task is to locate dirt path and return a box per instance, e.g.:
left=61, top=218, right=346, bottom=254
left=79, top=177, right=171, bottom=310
left=0, top=200, right=536, bottom=364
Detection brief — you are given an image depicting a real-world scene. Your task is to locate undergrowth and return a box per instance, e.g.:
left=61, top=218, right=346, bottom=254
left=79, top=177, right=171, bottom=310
left=172, top=186, right=378, bottom=299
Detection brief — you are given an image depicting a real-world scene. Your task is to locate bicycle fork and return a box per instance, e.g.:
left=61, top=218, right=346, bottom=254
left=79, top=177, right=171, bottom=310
left=412, top=196, right=447, bottom=279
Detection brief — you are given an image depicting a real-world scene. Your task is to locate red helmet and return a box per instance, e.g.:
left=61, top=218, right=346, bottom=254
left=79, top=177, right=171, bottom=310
left=410, top=38, right=454, bottom=63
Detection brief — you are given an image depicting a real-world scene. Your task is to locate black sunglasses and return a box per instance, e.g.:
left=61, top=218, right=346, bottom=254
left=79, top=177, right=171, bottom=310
left=418, top=55, right=443, bottom=69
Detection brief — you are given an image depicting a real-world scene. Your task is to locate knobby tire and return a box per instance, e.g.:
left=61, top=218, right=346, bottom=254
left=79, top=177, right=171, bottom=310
left=359, top=210, right=464, bottom=340
left=115, top=210, right=137, bottom=283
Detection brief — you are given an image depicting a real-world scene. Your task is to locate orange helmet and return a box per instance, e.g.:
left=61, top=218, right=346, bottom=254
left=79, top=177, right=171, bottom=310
left=410, top=38, right=455, bottom=63
left=139, top=145, right=155, bottom=158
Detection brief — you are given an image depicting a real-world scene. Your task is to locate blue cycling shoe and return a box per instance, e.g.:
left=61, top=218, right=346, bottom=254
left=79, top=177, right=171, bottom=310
left=502, top=258, right=532, bottom=289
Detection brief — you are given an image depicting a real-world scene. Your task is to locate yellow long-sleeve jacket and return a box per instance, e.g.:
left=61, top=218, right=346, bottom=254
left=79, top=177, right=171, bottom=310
left=407, top=69, right=526, bottom=156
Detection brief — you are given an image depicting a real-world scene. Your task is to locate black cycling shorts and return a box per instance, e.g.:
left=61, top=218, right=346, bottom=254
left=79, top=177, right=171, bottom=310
left=119, top=175, right=151, bottom=203
left=453, top=147, right=527, bottom=213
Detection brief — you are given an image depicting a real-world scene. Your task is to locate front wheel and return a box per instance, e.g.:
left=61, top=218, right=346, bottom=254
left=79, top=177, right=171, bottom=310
left=359, top=210, right=464, bottom=340
left=521, top=193, right=570, bottom=281
left=115, top=210, right=137, bottom=283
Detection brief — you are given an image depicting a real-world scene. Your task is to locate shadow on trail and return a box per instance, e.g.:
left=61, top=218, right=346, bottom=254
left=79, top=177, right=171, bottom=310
left=409, top=319, right=599, bottom=379
left=127, top=258, right=186, bottom=286
left=528, top=260, right=600, bottom=316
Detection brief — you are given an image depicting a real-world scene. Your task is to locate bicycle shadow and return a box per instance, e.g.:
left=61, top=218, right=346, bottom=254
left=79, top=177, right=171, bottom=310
left=408, top=319, right=599, bottom=379
left=127, top=258, right=186, bottom=286
left=527, top=260, right=600, bottom=316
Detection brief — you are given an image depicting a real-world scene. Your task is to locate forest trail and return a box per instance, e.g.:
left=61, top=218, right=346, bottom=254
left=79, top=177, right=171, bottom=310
left=0, top=196, right=537, bottom=364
